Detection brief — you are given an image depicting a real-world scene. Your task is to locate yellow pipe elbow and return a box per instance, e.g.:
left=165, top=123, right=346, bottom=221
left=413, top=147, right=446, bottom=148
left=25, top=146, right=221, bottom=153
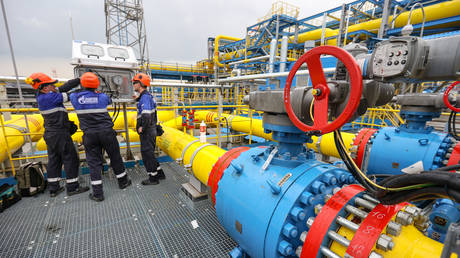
left=214, top=35, right=242, bottom=68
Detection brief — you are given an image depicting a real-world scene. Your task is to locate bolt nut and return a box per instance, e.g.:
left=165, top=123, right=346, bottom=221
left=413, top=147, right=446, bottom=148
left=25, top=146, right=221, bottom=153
left=306, top=217, right=315, bottom=228
left=376, top=234, right=394, bottom=251
left=311, top=89, right=321, bottom=96
left=386, top=221, right=402, bottom=236
left=404, top=206, right=420, bottom=217
left=324, top=194, right=332, bottom=203
left=369, top=251, right=383, bottom=258
left=314, top=204, right=323, bottom=215
left=299, top=231, right=308, bottom=242
left=332, top=187, right=341, bottom=194
left=395, top=211, right=413, bottom=226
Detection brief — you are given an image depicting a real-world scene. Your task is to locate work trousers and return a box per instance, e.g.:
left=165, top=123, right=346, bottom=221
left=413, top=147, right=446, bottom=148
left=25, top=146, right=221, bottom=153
left=43, top=130, right=80, bottom=192
left=82, top=129, right=127, bottom=197
left=139, top=129, right=160, bottom=178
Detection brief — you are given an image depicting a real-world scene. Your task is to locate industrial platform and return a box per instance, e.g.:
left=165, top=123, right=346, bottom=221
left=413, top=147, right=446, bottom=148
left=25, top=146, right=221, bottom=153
left=0, top=162, right=236, bottom=257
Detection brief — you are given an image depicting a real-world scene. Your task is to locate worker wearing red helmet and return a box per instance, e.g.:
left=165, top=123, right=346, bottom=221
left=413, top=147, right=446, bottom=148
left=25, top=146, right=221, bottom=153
left=132, top=73, right=165, bottom=185
left=26, top=73, right=89, bottom=197
left=69, top=72, right=131, bottom=202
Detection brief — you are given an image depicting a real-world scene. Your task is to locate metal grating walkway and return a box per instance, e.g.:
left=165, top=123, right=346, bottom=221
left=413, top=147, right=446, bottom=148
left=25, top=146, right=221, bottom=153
left=0, top=162, right=236, bottom=257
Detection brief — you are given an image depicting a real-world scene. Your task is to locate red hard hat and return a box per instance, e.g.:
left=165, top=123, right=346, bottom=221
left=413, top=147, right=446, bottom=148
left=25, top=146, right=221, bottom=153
left=80, top=72, right=100, bottom=89
left=25, top=73, right=57, bottom=89
left=132, top=73, right=151, bottom=87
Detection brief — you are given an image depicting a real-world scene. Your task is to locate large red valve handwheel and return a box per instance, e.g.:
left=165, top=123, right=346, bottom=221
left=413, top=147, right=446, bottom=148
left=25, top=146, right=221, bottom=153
left=284, top=45, right=363, bottom=134
left=443, top=81, right=460, bottom=112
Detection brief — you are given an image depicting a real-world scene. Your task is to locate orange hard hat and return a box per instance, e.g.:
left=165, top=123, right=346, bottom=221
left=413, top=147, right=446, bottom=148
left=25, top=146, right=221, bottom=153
left=80, top=72, right=100, bottom=89
left=132, top=73, right=150, bottom=87
left=25, top=73, right=57, bottom=89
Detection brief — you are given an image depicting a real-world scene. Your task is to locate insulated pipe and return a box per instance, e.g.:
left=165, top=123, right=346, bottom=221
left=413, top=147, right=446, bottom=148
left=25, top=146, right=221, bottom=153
left=268, top=38, right=277, bottom=73
left=150, top=82, right=233, bottom=89
left=279, top=35, right=289, bottom=73
left=218, top=67, right=336, bottom=83
left=228, top=55, right=272, bottom=66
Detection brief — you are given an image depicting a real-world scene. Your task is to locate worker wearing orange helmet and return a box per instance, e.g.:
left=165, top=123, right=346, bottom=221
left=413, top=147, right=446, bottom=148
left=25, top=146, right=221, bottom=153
left=132, top=73, right=165, bottom=185
left=69, top=72, right=131, bottom=202
left=26, top=72, right=89, bottom=197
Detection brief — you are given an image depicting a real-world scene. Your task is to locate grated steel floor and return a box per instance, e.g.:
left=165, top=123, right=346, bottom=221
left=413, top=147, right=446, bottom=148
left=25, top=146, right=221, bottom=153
left=0, top=162, right=236, bottom=257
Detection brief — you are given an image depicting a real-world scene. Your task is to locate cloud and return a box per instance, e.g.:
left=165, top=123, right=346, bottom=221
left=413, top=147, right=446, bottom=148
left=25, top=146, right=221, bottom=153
left=16, top=17, right=47, bottom=28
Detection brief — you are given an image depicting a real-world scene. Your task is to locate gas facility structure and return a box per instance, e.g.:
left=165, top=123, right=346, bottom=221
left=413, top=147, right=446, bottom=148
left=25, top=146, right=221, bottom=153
left=0, top=0, right=460, bottom=257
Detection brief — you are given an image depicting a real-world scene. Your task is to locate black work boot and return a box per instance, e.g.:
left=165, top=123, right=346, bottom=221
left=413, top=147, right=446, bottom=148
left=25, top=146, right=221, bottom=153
left=50, top=186, right=64, bottom=197
left=157, top=168, right=166, bottom=180
left=141, top=176, right=159, bottom=185
left=89, top=193, right=104, bottom=202
left=118, top=177, right=132, bottom=189
left=67, top=186, right=90, bottom=196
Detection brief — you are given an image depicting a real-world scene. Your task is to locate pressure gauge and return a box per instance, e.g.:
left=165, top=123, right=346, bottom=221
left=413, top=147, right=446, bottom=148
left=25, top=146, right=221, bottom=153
left=112, top=75, right=124, bottom=86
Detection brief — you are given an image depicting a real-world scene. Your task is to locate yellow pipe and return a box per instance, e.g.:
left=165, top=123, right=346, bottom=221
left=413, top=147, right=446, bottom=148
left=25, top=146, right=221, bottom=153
left=214, top=35, right=243, bottom=68
left=193, top=111, right=273, bottom=141
left=163, top=116, right=184, bottom=129
left=293, top=28, right=337, bottom=45
left=307, top=132, right=355, bottom=158
left=0, top=114, right=44, bottom=162
left=35, top=110, right=174, bottom=151
left=330, top=207, right=443, bottom=257
left=217, top=0, right=460, bottom=63
left=157, top=126, right=226, bottom=185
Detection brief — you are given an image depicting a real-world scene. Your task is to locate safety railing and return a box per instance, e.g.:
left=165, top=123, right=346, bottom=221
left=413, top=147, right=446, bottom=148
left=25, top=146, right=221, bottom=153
left=351, top=104, right=405, bottom=129
left=158, top=86, right=247, bottom=106
left=148, top=61, right=213, bottom=74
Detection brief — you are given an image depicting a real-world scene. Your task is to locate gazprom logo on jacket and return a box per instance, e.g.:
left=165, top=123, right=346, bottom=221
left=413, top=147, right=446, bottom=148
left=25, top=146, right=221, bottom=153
left=78, top=96, right=99, bottom=105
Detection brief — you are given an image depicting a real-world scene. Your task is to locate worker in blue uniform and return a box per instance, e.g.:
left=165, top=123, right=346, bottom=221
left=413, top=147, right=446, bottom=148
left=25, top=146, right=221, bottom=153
left=132, top=73, right=165, bottom=185
left=69, top=72, right=131, bottom=202
left=26, top=73, right=89, bottom=197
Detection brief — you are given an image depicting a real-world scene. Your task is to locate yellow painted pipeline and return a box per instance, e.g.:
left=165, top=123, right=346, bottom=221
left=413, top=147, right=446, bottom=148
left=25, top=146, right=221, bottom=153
left=0, top=115, right=44, bottom=162
left=34, top=110, right=174, bottom=151
left=157, top=126, right=226, bottom=185
left=307, top=132, right=355, bottom=159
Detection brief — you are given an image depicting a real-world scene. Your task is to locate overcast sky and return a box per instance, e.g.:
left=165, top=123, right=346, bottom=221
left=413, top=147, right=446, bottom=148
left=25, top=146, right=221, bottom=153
left=0, top=0, right=350, bottom=77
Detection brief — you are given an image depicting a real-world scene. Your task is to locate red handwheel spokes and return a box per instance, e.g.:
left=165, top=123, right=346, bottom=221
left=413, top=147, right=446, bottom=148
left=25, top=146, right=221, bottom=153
left=443, top=81, right=460, bottom=112
left=284, top=45, right=363, bottom=134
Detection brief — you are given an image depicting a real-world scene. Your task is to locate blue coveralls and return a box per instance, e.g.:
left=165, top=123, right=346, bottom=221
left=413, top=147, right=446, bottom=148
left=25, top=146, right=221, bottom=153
left=37, top=78, right=81, bottom=192
left=69, top=89, right=128, bottom=197
left=136, top=90, right=161, bottom=180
